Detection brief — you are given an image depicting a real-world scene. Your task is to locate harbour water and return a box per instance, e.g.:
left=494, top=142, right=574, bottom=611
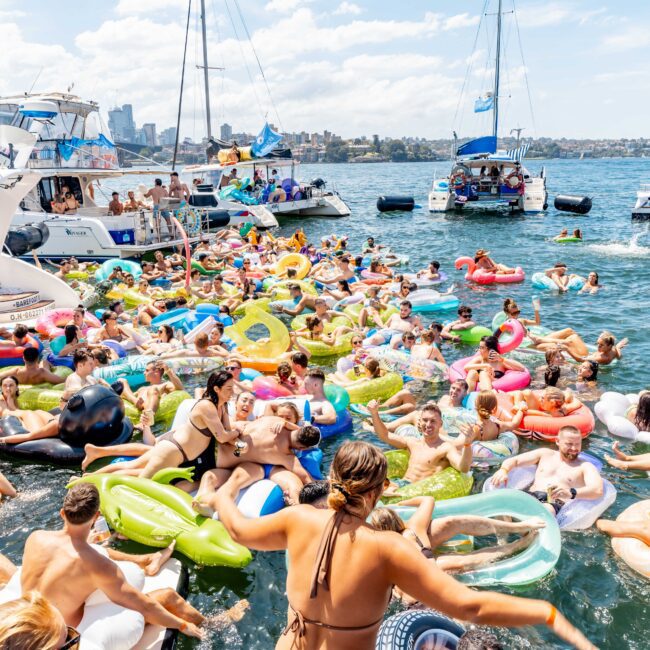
left=1, top=158, right=649, bottom=648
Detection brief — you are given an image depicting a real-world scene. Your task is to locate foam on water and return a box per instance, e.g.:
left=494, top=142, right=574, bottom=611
left=586, top=228, right=650, bottom=257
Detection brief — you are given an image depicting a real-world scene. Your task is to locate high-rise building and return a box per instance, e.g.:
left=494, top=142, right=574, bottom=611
left=323, top=130, right=332, bottom=144
left=142, top=123, right=157, bottom=147
left=220, top=123, right=232, bottom=141
left=107, top=104, right=136, bottom=142
left=159, top=127, right=177, bottom=147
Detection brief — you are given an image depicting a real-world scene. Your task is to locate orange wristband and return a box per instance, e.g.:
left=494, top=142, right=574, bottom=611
left=179, top=621, right=188, bottom=632
left=546, top=605, right=557, bottom=626
left=463, top=443, right=472, bottom=448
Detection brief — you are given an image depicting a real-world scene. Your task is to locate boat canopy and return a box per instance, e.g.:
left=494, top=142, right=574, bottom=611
left=184, top=159, right=299, bottom=174
left=456, top=136, right=497, bottom=157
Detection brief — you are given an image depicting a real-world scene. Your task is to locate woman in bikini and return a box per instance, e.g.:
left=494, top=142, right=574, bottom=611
left=463, top=335, right=527, bottom=392
left=213, top=440, right=596, bottom=650
left=89, top=371, right=240, bottom=480
left=467, top=391, right=524, bottom=443
left=411, top=329, right=446, bottom=365
left=0, top=376, right=59, bottom=443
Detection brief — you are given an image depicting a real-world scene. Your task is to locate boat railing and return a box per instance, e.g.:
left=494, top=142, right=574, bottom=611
left=638, top=183, right=650, bottom=193
left=27, top=139, right=119, bottom=170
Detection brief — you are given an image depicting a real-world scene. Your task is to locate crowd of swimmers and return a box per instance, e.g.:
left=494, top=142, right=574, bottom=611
left=0, top=224, right=643, bottom=649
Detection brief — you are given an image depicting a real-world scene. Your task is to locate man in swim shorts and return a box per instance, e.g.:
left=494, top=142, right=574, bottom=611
left=364, top=300, right=422, bottom=347
left=192, top=414, right=321, bottom=511
left=18, top=483, right=206, bottom=639
left=492, top=426, right=604, bottom=516
left=367, top=401, right=476, bottom=494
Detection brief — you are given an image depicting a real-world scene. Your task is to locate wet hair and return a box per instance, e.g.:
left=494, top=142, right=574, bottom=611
left=101, top=310, right=118, bottom=323
left=296, top=424, right=321, bottom=447
left=452, top=379, right=469, bottom=393
left=364, top=358, right=381, bottom=378
left=421, top=401, right=442, bottom=418
left=72, top=348, right=93, bottom=369
left=202, top=370, right=233, bottom=407
left=583, top=360, right=599, bottom=381
left=291, top=351, right=309, bottom=368
left=598, top=332, right=615, bottom=347
left=195, top=333, right=209, bottom=349
left=429, top=322, right=443, bottom=334
left=481, top=335, right=499, bottom=352
left=276, top=361, right=292, bottom=379
left=299, top=480, right=330, bottom=505
left=475, top=391, right=497, bottom=421
left=22, top=347, right=39, bottom=364
left=13, top=325, right=28, bottom=339
left=544, top=364, right=561, bottom=387
left=420, top=330, right=435, bottom=343
left=64, top=324, right=79, bottom=344
left=63, top=482, right=100, bottom=524
left=328, top=441, right=388, bottom=515
left=543, top=387, right=565, bottom=406
left=589, top=271, right=599, bottom=285
left=457, top=628, right=504, bottom=650
left=635, top=393, right=650, bottom=431
left=0, top=591, right=66, bottom=650
left=369, top=507, right=406, bottom=533
left=1, top=375, right=19, bottom=396
left=158, top=324, right=174, bottom=342
left=430, top=260, right=440, bottom=270
left=337, top=279, right=352, bottom=294
left=503, top=297, right=518, bottom=314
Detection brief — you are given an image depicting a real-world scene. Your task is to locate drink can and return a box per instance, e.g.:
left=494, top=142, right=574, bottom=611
left=93, top=516, right=111, bottom=543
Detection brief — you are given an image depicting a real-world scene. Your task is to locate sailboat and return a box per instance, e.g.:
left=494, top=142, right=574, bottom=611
left=181, top=0, right=350, bottom=219
left=428, top=0, right=548, bottom=214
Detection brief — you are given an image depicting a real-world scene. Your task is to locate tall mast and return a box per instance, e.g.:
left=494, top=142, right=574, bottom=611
left=493, top=0, right=502, bottom=139
left=200, top=0, right=212, bottom=140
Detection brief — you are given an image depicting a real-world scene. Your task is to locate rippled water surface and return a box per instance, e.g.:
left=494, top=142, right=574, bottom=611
left=1, top=159, right=650, bottom=648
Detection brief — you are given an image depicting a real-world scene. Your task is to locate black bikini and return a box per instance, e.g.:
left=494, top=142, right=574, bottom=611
left=410, top=532, right=435, bottom=559
left=163, top=399, right=217, bottom=464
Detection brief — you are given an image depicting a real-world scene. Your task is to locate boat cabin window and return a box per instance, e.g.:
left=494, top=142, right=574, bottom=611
left=0, top=103, right=20, bottom=126
left=37, top=176, right=83, bottom=212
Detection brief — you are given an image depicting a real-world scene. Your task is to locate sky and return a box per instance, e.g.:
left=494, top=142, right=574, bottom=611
left=2, top=0, right=649, bottom=141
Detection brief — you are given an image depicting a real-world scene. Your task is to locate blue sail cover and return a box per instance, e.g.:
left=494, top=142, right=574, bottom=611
left=57, top=134, right=116, bottom=161
left=456, top=136, right=497, bottom=157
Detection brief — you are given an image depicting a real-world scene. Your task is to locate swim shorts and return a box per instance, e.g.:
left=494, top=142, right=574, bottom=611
left=525, top=490, right=564, bottom=515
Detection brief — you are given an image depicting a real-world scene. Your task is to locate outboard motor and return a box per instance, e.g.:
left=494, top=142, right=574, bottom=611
left=4, top=222, right=50, bottom=256
left=310, top=177, right=326, bottom=189
left=554, top=195, right=592, bottom=215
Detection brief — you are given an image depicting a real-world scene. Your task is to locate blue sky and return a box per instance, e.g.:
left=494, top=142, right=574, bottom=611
left=2, top=0, right=649, bottom=140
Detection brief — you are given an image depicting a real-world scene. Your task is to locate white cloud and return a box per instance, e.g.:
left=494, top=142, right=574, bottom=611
left=264, top=0, right=303, bottom=13
left=443, top=13, right=479, bottom=31
left=516, top=2, right=571, bottom=28
left=333, top=2, right=362, bottom=16
left=603, top=26, right=650, bottom=51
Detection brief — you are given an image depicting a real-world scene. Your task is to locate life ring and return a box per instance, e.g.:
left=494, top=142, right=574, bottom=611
left=450, top=171, right=467, bottom=189
left=181, top=209, right=200, bottom=235
left=505, top=171, right=523, bottom=188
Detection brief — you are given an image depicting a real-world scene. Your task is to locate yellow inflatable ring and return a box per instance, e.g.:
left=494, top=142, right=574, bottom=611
left=343, top=303, right=398, bottom=327
left=333, top=370, right=403, bottom=405
left=297, top=332, right=354, bottom=358
left=274, top=253, right=312, bottom=280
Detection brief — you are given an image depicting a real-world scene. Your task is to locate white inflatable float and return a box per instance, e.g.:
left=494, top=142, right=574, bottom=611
left=483, top=453, right=616, bottom=531
left=594, top=391, right=650, bottom=444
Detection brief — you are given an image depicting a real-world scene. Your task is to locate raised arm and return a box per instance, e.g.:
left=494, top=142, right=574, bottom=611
left=444, top=425, right=476, bottom=473
left=384, top=534, right=596, bottom=650
left=367, top=400, right=408, bottom=449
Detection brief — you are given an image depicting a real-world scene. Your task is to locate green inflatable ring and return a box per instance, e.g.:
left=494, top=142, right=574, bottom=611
left=189, top=260, right=220, bottom=276
left=324, top=384, right=350, bottom=413
left=343, top=303, right=397, bottom=327
left=383, top=449, right=473, bottom=503
left=291, top=313, right=352, bottom=332
left=1, top=365, right=72, bottom=390
left=450, top=324, right=492, bottom=344
left=334, top=371, right=403, bottom=405
left=122, top=390, right=192, bottom=427
left=69, top=469, right=251, bottom=568
left=17, top=387, right=64, bottom=411
left=389, top=489, right=561, bottom=586
left=554, top=237, right=582, bottom=244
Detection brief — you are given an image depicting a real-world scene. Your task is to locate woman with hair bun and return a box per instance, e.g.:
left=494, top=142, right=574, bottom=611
left=214, top=440, right=596, bottom=650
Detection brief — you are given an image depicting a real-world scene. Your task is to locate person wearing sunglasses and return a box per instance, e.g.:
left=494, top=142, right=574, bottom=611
left=441, top=305, right=476, bottom=343
left=17, top=484, right=205, bottom=641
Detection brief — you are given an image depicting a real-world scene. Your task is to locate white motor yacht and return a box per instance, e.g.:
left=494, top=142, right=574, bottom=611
left=0, top=100, right=82, bottom=324
left=632, top=184, right=650, bottom=220
left=1, top=92, right=277, bottom=260
left=184, top=158, right=351, bottom=219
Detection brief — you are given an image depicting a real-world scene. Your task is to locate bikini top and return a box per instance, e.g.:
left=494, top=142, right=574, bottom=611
left=189, top=399, right=218, bottom=438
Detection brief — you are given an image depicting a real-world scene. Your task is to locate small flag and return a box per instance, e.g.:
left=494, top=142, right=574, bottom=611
left=474, top=93, right=494, bottom=113
left=251, top=122, right=283, bottom=157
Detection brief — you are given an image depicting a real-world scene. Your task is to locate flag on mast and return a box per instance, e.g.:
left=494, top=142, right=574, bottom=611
left=251, top=122, right=283, bottom=157
left=474, top=92, right=494, bottom=113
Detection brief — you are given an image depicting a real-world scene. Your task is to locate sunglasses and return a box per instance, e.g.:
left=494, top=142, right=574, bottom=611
left=61, top=626, right=81, bottom=649
left=352, top=340, right=363, bottom=345
left=511, top=309, right=521, bottom=315
left=405, top=335, right=416, bottom=340
left=460, top=312, right=472, bottom=317
left=226, top=365, right=240, bottom=371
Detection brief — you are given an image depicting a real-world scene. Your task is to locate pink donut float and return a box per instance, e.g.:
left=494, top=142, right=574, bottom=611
left=35, top=309, right=101, bottom=339
left=449, top=355, right=530, bottom=392
left=454, top=257, right=525, bottom=284
left=252, top=375, right=293, bottom=400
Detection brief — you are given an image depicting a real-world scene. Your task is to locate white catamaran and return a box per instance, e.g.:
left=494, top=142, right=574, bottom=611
left=428, top=0, right=548, bottom=214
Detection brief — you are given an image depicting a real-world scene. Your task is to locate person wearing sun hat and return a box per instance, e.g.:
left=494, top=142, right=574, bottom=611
left=474, top=248, right=516, bottom=275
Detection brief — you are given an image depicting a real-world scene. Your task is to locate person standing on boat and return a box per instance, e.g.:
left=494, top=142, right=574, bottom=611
left=108, top=192, right=123, bottom=216
left=144, top=178, right=171, bottom=241
left=169, top=171, right=190, bottom=202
